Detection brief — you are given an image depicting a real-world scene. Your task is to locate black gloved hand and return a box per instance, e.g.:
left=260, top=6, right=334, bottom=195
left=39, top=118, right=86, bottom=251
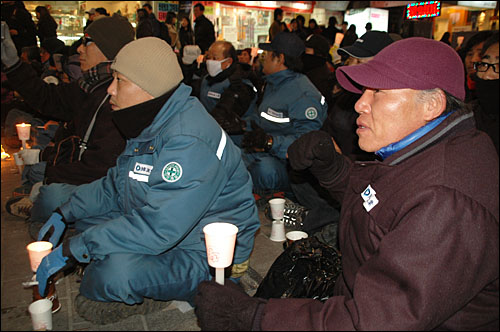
left=241, top=120, right=270, bottom=152
left=288, top=130, right=343, bottom=181
left=194, top=280, right=267, bottom=331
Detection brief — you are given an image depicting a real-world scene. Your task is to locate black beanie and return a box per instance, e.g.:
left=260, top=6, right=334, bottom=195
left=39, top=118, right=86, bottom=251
left=85, top=17, right=135, bottom=60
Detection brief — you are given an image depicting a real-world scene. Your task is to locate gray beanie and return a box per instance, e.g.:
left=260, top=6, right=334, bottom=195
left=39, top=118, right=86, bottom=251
left=112, top=37, right=184, bottom=98
left=85, top=17, right=135, bottom=60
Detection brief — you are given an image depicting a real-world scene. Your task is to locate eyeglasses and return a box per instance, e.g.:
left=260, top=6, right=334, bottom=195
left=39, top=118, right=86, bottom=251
left=473, top=61, right=499, bottom=73
left=82, top=36, right=94, bottom=46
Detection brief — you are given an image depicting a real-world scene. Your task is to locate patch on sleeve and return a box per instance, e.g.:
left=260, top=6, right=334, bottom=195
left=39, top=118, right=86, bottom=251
left=162, top=162, right=183, bottom=183
left=305, top=107, right=318, bottom=120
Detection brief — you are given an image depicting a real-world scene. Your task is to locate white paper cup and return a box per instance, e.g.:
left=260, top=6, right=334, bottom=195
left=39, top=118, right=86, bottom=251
left=285, top=231, right=308, bottom=247
left=203, top=223, right=239, bottom=268
left=13, top=152, right=23, bottom=166
left=27, top=241, right=53, bottom=272
left=269, top=198, right=286, bottom=220
left=270, top=219, right=286, bottom=242
left=16, top=123, right=31, bottom=141
left=28, top=299, right=53, bottom=331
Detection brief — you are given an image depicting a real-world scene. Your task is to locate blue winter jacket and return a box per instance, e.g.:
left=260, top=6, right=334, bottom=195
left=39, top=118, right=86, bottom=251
left=244, top=69, right=328, bottom=159
left=200, top=73, right=256, bottom=116
left=59, top=84, right=260, bottom=266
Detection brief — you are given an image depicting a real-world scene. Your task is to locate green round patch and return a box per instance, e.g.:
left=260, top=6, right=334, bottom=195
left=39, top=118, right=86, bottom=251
left=305, top=107, right=318, bottom=120
left=162, top=162, right=183, bottom=183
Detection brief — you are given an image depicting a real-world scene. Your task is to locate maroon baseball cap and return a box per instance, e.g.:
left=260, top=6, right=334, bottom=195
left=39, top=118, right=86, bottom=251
left=336, top=37, right=465, bottom=100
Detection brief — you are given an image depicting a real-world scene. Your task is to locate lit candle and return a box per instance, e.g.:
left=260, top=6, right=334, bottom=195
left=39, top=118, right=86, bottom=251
left=16, top=123, right=31, bottom=141
left=27, top=241, right=53, bottom=272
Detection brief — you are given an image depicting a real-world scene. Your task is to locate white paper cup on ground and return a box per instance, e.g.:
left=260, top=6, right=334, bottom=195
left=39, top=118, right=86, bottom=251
left=270, top=219, right=286, bottom=242
left=28, top=298, right=53, bottom=331
left=269, top=198, right=285, bottom=220
left=285, top=231, right=308, bottom=247
left=13, top=152, right=23, bottom=166
left=27, top=241, right=53, bottom=272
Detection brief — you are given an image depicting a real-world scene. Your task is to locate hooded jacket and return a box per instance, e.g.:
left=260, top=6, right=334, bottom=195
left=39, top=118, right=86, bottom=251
left=260, top=108, right=499, bottom=330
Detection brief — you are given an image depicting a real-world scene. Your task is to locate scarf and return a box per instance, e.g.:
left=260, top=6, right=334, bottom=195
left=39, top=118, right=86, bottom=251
left=78, top=61, right=113, bottom=93
left=111, top=85, right=178, bottom=139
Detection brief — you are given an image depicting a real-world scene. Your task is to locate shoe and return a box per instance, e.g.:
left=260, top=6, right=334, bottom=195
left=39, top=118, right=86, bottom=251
left=282, top=200, right=307, bottom=229
left=74, top=294, right=168, bottom=325
left=253, top=190, right=285, bottom=210
left=6, top=196, right=32, bottom=219
left=12, top=184, right=32, bottom=197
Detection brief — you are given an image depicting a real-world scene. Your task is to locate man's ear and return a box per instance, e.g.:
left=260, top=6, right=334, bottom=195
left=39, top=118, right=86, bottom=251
left=278, top=53, right=285, bottom=65
left=223, top=57, right=233, bottom=69
left=423, top=89, right=447, bottom=121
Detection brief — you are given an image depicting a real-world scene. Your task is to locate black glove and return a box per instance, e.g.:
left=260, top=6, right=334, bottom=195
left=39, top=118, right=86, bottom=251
left=288, top=130, right=343, bottom=182
left=242, top=121, right=271, bottom=152
left=194, top=280, right=267, bottom=331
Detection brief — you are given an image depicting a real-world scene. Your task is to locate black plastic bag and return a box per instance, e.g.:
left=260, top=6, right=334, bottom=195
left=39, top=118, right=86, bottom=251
left=254, top=236, right=342, bottom=302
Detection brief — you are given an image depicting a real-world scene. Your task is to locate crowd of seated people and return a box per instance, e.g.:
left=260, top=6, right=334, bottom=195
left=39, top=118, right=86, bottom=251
left=1, top=5, right=498, bottom=329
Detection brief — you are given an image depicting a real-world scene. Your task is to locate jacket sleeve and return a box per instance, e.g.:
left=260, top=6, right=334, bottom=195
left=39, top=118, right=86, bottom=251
left=270, top=91, right=327, bottom=159
left=259, top=186, right=499, bottom=330
left=5, top=61, right=84, bottom=122
left=211, top=78, right=256, bottom=134
left=64, top=135, right=231, bottom=262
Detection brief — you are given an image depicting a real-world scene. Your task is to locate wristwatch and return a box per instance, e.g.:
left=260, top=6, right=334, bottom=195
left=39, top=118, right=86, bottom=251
left=264, top=135, right=273, bottom=152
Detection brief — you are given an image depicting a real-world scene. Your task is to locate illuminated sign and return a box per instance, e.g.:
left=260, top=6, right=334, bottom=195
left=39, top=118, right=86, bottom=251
left=406, top=1, right=441, bottom=19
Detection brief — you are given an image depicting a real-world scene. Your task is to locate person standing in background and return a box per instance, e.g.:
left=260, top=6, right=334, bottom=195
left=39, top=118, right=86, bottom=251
left=34, top=6, right=57, bottom=43
left=193, top=3, right=215, bottom=54
left=269, top=8, right=283, bottom=42
left=165, top=11, right=181, bottom=51
left=1, top=1, right=37, bottom=56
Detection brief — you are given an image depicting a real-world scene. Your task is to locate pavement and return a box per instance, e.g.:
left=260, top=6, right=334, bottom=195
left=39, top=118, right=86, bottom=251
left=0, top=138, right=286, bottom=331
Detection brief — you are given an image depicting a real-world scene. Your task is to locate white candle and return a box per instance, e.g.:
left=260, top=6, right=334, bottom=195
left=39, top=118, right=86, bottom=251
left=27, top=241, right=53, bottom=272
left=16, top=123, right=31, bottom=141
left=203, top=223, right=238, bottom=285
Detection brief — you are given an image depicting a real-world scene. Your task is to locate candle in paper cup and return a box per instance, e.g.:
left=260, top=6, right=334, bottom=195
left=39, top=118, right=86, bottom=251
left=16, top=123, right=31, bottom=141
left=203, top=223, right=238, bottom=268
left=27, top=241, right=53, bottom=272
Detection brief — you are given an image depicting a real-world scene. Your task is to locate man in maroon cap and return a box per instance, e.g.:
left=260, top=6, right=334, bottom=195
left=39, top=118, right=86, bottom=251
left=193, top=37, right=499, bottom=330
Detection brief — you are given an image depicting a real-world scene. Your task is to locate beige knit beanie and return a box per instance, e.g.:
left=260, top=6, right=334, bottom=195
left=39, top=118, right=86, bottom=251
left=111, top=37, right=184, bottom=98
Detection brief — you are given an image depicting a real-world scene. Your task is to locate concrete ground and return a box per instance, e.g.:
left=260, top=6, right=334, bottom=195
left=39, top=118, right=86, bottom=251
left=1, top=139, right=286, bottom=331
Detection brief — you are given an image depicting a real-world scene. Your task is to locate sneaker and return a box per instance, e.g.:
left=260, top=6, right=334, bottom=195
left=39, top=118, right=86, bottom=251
left=6, top=196, right=32, bottom=219
left=254, top=190, right=285, bottom=210
left=12, top=184, right=32, bottom=197
left=74, top=294, right=168, bottom=325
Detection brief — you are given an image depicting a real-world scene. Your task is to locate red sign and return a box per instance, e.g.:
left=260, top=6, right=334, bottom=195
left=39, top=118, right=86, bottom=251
left=407, top=1, right=441, bottom=20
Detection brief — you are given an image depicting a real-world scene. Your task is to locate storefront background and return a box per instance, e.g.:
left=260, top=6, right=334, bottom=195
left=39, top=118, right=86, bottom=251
left=19, top=1, right=500, bottom=49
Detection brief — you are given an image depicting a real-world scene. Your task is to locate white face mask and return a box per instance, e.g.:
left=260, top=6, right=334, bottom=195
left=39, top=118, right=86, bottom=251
left=206, top=58, right=229, bottom=77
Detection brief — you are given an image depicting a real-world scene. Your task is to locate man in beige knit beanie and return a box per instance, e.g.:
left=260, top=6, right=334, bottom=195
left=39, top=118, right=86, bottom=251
left=35, top=37, right=260, bottom=325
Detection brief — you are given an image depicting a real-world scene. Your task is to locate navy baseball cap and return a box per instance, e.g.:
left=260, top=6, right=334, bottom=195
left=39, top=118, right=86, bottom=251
left=259, top=32, right=305, bottom=57
left=337, top=31, right=393, bottom=59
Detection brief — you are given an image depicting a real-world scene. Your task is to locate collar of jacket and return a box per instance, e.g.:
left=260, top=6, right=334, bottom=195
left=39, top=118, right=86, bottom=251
left=111, top=84, right=179, bottom=139
left=206, top=63, right=237, bottom=85
left=265, top=69, right=298, bottom=86
left=126, top=83, right=192, bottom=142
left=379, top=108, right=475, bottom=166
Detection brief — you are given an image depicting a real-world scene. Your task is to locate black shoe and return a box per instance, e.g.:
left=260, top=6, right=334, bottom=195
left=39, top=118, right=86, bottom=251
left=74, top=294, right=168, bottom=325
